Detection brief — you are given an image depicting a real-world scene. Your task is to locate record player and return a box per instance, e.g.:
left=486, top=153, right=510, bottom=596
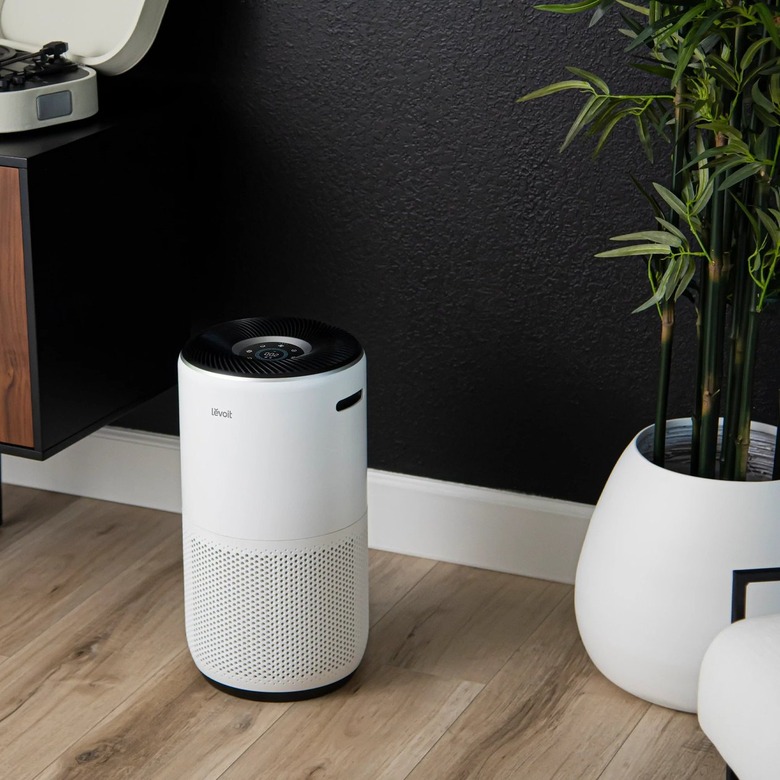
left=0, top=0, right=168, bottom=133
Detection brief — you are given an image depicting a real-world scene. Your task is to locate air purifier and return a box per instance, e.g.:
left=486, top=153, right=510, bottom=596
left=178, top=316, right=368, bottom=700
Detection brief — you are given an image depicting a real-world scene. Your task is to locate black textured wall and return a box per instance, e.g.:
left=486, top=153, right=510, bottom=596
left=112, top=0, right=779, bottom=504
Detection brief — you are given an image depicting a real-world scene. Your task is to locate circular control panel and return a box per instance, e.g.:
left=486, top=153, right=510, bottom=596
left=255, top=346, right=289, bottom=360
left=231, top=335, right=313, bottom=362
left=250, top=342, right=300, bottom=361
left=181, top=318, right=362, bottom=378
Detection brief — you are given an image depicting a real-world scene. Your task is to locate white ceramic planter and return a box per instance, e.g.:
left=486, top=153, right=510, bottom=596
left=575, top=418, right=780, bottom=713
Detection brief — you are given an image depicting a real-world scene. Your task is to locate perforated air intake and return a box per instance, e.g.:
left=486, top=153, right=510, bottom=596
left=180, top=317, right=363, bottom=378
left=183, top=521, right=369, bottom=693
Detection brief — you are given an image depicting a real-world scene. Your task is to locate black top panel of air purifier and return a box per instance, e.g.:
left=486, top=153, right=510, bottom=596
left=181, top=317, right=363, bottom=377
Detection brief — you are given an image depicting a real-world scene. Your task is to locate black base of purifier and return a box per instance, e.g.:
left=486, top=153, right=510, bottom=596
left=201, top=671, right=356, bottom=702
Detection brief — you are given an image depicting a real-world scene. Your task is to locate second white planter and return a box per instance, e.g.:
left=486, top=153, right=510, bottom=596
left=575, top=418, right=780, bottom=713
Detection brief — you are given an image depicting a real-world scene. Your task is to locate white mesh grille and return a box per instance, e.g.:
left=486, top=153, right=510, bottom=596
left=183, top=525, right=368, bottom=692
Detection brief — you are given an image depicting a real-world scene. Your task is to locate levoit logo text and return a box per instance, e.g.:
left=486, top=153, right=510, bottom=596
left=211, top=407, right=233, bottom=419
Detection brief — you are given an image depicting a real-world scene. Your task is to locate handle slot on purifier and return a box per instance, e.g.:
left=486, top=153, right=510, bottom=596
left=336, top=390, right=363, bottom=412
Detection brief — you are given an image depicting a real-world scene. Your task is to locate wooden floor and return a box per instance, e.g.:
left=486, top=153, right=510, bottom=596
left=0, top=484, right=726, bottom=779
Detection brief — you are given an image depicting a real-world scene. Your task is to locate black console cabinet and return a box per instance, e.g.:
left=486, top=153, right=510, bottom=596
left=0, top=118, right=189, bottom=465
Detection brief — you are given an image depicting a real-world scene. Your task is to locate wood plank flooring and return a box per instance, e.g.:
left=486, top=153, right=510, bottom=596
left=0, top=483, right=726, bottom=779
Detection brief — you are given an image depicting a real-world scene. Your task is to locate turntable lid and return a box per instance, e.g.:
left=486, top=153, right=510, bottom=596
left=0, top=0, right=168, bottom=75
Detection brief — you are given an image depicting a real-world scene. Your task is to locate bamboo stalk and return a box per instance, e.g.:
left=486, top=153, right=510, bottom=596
left=697, top=162, right=729, bottom=478
left=697, top=264, right=726, bottom=478
left=734, top=289, right=759, bottom=479
left=692, top=5, right=741, bottom=477
left=654, top=80, right=687, bottom=467
left=720, top=26, right=753, bottom=480
left=653, top=300, right=675, bottom=465
left=731, top=105, right=779, bottom=477
left=695, top=18, right=751, bottom=479
left=721, top=229, right=750, bottom=480
left=690, top=273, right=705, bottom=476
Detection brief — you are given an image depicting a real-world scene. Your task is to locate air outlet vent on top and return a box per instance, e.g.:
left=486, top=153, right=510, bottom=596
left=181, top=317, right=363, bottom=378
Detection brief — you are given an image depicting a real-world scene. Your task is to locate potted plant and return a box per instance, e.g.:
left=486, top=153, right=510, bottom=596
left=519, top=0, right=780, bottom=712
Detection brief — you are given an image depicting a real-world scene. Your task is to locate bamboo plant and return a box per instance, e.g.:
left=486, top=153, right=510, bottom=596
left=519, top=0, right=780, bottom=480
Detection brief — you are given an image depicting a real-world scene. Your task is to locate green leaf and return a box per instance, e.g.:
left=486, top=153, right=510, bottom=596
left=658, top=258, right=680, bottom=294
left=696, top=122, right=744, bottom=143
left=675, top=258, right=697, bottom=300
left=751, top=81, right=776, bottom=117
left=729, top=191, right=760, bottom=234
left=596, top=243, right=673, bottom=257
left=710, top=159, right=752, bottom=179
left=633, top=257, right=684, bottom=312
left=754, top=4, right=780, bottom=50
left=615, top=0, right=649, bottom=14
left=565, top=66, right=610, bottom=94
left=741, top=37, right=772, bottom=75
left=745, top=55, right=780, bottom=85
left=671, top=35, right=702, bottom=88
left=592, top=110, right=625, bottom=156
left=694, top=143, right=710, bottom=194
left=698, top=33, right=720, bottom=56
left=671, top=41, right=697, bottom=87
left=624, top=7, right=689, bottom=52
left=718, top=162, right=764, bottom=191
left=633, top=294, right=662, bottom=313
left=560, top=94, right=603, bottom=150
left=655, top=217, right=686, bottom=240
left=681, top=147, right=718, bottom=171
left=770, top=73, right=780, bottom=107
left=670, top=12, right=725, bottom=87
left=683, top=142, right=749, bottom=171
left=610, top=230, right=683, bottom=246
left=625, top=22, right=664, bottom=52
left=635, top=113, right=653, bottom=162
left=751, top=102, right=780, bottom=129
left=631, top=62, right=676, bottom=78
left=657, top=255, right=695, bottom=304
left=653, top=182, right=688, bottom=219
left=691, top=173, right=716, bottom=215
left=589, top=1, right=613, bottom=26
left=656, top=3, right=707, bottom=45
left=757, top=208, right=780, bottom=244
left=754, top=126, right=772, bottom=160
left=707, top=53, right=739, bottom=92
left=630, top=174, right=664, bottom=218
left=516, top=80, right=592, bottom=103
left=534, top=0, right=601, bottom=12
left=624, top=29, right=653, bottom=52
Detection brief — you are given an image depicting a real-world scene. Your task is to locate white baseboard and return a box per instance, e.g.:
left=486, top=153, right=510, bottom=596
left=2, top=427, right=593, bottom=584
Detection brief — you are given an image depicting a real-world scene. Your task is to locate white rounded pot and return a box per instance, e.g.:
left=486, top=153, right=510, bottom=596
left=575, top=418, right=780, bottom=713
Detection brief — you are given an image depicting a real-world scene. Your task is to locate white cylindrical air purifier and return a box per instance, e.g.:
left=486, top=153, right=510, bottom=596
left=178, top=316, right=368, bottom=700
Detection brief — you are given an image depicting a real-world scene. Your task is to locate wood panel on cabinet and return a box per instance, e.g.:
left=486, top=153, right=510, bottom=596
left=0, top=166, right=34, bottom=448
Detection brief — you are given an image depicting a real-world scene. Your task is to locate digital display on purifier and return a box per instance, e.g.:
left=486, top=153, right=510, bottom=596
left=243, top=342, right=304, bottom=361
left=231, top=334, right=313, bottom=364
